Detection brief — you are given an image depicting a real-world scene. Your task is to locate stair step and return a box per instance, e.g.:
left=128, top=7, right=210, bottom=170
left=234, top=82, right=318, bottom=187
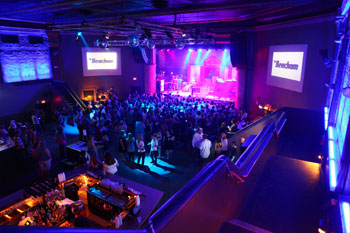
left=218, top=219, right=272, bottom=233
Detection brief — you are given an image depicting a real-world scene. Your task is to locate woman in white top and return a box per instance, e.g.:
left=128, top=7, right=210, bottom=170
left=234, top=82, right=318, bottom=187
left=103, top=152, right=119, bottom=175
left=136, top=134, right=146, bottom=166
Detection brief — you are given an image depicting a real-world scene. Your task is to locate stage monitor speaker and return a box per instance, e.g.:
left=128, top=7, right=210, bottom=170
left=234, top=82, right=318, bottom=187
left=230, top=32, right=248, bottom=67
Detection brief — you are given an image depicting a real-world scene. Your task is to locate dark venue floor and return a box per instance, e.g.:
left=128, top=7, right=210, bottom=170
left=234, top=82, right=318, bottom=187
left=0, top=121, right=202, bottom=212
left=0, top=108, right=326, bottom=232
left=238, top=108, right=325, bottom=233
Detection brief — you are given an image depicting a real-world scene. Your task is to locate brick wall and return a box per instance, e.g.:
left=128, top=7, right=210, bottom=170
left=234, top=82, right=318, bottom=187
left=0, top=33, right=52, bottom=83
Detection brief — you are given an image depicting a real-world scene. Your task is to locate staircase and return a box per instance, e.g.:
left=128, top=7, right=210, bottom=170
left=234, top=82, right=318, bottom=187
left=51, top=80, right=87, bottom=111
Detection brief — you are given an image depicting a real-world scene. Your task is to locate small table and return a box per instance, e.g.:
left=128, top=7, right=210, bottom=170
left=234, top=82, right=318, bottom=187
left=65, top=141, right=88, bottom=167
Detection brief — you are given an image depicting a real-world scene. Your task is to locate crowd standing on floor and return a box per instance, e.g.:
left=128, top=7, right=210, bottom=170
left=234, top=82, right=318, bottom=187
left=68, top=89, right=250, bottom=169
left=1, top=89, right=250, bottom=178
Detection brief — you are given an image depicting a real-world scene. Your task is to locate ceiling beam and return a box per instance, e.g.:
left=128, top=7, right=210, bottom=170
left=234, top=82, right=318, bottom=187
left=0, top=0, right=124, bottom=17
left=40, top=0, right=313, bottom=25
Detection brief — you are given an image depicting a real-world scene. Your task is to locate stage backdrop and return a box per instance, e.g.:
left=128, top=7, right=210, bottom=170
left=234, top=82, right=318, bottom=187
left=156, top=48, right=241, bottom=104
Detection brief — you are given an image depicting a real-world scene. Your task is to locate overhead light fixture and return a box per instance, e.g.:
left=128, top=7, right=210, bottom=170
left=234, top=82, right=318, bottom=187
left=182, top=32, right=186, bottom=37
left=146, top=39, right=156, bottom=49
left=127, top=35, right=140, bottom=48
left=104, top=33, right=110, bottom=40
left=75, top=31, right=82, bottom=40
left=175, top=39, right=185, bottom=50
left=96, top=37, right=108, bottom=49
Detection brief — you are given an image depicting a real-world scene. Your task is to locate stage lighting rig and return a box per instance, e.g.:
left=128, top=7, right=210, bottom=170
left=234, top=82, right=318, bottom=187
left=105, top=38, right=215, bottom=48
left=175, top=40, right=185, bottom=50
left=95, top=37, right=108, bottom=49
left=127, top=35, right=140, bottom=47
left=75, top=31, right=82, bottom=40
left=146, top=39, right=156, bottom=49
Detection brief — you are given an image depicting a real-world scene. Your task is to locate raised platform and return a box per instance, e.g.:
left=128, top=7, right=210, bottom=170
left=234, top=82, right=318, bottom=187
left=239, top=155, right=323, bottom=233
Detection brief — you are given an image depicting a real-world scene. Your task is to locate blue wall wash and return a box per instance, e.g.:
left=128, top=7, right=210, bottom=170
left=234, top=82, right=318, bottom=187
left=326, top=1, right=350, bottom=232
left=0, top=33, right=52, bottom=83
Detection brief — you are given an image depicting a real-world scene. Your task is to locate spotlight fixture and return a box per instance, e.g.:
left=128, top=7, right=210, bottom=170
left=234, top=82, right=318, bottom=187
left=175, top=40, right=185, bottom=50
left=96, top=37, right=108, bottom=49
left=146, top=39, right=156, bottom=49
left=104, top=33, right=110, bottom=40
left=127, top=35, right=140, bottom=48
left=75, top=31, right=82, bottom=40
left=182, top=32, right=186, bottom=37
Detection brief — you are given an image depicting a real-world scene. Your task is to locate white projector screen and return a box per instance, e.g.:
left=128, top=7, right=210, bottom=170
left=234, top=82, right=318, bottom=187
left=266, top=44, right=308, bottom=92
left=82, top=47, right=122, bottom=76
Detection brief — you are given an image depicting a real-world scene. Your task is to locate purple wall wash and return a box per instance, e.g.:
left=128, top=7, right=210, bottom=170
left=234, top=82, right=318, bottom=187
left=0, top=32, right=52, bottom=83
left=57, top=34, right=145, bottom=99
left=0, top=82, right=52, bottom=117
left=246, top=17, right=336, bottom=115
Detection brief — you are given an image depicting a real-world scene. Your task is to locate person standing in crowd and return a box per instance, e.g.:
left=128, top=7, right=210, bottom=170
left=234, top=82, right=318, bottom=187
left=102, top=152, right=119, bottom=175
left=136, top=134, right=146, bottom=167
left=155, top=128, right=162, bottom=158
left=37, top=141, right=51, bottom=177
left=199, top=134, right=212, bottom=166
left=214, top=136, right=223, bottom=158
left=89, top=153, right=101, bottom=170
left=55, top=125, right=66, bottom=158
left=164, top=130, right=175, bottom=160
left=14, top=131, right=25, bottom=161
left=118, top=130, right=127, bottom=161
left=135, top=120, right=145, bottom=140
left=31, top=112, right=41, bottom=134
left=8, top=120, right=18, bottom=138
left=23, top=122, right=33, bottom=156
left=221, top=133, right=228, bottom=156
left=82, top=114, right=90, bottom=142
left=117, top=120, right=128, bottom=134
left=75, top=112, right=83, bottom=141
left=32, top=129, right=40, bottom=145
left=149, top=134, right=158, bottom=164
left=126, top=132, right=135, bottom=163
left=192, top=128, right=203, bottom=161
left=88, top=135, right=98, bottom=157
left=78, top=150, right=90, bottom=167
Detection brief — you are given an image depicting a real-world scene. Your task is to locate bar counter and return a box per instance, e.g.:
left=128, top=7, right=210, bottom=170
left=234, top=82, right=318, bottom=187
left=0, top=167, right=163, bottom=229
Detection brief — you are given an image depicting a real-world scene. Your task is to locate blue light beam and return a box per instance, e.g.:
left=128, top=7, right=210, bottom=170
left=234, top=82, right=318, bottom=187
left=195, top=49, right=203, bottom=65
left=184, top=49, right=193, bottom=66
